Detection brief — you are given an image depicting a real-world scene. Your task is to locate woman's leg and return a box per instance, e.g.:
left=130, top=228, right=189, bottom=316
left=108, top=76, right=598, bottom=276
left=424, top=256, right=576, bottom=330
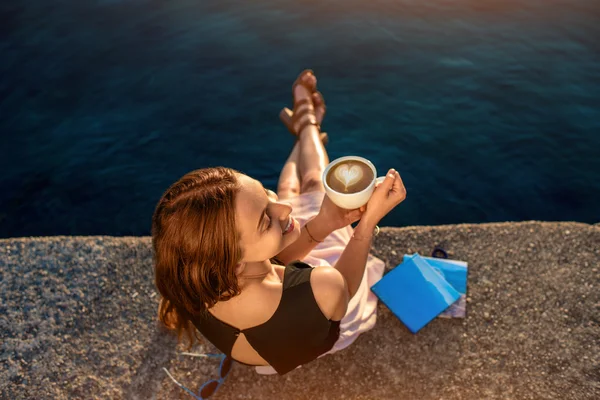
left=277, top=122, right=329, bottom=198
left=277, top=141, right=301, bottom=200
left=296, top=91, right=329, bottom=194
left=278, top=88, right=328, bottom=199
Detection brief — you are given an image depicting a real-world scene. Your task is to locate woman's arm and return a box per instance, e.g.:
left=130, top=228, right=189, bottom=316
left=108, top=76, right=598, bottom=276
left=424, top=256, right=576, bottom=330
left=332, top=220, right=376, bottom=300
left=275, top=215, right=333, bottom=265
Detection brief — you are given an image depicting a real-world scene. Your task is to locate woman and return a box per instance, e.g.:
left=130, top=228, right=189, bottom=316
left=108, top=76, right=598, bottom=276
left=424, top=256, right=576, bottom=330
left=152, top=70, right=406, bottom=376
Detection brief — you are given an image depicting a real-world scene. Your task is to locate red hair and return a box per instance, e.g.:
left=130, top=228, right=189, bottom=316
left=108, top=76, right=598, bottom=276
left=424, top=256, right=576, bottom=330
left=151, top=167, right=243, bottom=350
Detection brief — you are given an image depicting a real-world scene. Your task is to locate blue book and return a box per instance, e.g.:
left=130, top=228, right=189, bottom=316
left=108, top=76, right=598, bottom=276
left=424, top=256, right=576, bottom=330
left=403, top=254, right=468, bottom=318
left=405, top=255, right=468, bottom=293
left=371, top=254, right=462, bottom=333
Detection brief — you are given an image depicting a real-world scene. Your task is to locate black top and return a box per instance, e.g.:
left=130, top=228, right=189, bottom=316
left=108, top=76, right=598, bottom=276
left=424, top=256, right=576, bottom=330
left=190, top=260, right=341, bottom=375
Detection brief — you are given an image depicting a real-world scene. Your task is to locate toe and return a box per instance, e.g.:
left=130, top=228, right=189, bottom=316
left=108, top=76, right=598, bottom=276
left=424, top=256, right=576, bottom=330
left=297, top=70, right=317, bottom=92
left=292, top=70, right=317, bottom=105
left=312, top=91, right=325, bottom=107
left=312, top=91, right=322, bottom=105
left=293, top=81, right=314, bottom=105
left=303, top=73, right=317, bottom=90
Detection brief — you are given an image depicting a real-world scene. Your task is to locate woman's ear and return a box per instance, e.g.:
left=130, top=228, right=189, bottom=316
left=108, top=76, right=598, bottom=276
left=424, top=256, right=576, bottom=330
left=235, top=262, right=246, bottom=276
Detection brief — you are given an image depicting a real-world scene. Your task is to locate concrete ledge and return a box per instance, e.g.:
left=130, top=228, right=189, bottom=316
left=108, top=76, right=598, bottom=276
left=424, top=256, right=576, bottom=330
left=1, top=221, right=599, bottom=399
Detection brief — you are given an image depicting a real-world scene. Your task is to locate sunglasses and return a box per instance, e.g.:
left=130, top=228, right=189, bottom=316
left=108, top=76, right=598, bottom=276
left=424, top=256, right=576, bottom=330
left=163, top=352, right=233, bottom=399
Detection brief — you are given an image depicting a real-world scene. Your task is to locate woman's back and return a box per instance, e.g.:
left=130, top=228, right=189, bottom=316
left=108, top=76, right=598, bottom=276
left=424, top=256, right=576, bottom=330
left=192, top=261, right=343, bottom=374
left=205, top=264, right=286, bottom=366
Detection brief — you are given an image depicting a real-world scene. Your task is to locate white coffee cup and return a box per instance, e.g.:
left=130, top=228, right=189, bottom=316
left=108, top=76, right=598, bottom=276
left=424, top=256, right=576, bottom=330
left=322, top=156, right=387, bottom=209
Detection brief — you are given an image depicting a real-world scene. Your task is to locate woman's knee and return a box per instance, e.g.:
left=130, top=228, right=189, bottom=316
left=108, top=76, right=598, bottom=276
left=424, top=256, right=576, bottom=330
left=300, top=172, right=325, bottom=193
left=277, top=182, right=300, bottom=199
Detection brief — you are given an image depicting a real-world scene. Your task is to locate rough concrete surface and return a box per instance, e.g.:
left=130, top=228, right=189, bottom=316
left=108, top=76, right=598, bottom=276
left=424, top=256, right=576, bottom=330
left=1, top=221, right=598, bottom=399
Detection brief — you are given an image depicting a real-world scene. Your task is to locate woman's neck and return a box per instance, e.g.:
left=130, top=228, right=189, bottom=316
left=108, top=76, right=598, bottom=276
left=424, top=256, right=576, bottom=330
left=238, top=260, right=280, bottom=285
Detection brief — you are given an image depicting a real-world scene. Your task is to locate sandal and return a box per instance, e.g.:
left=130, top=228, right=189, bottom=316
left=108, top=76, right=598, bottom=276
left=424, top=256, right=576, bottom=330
left=284, top=69, right=324, bottom=142
left=280, top=70, right=328, bottom=144
left=279, top=108, right=329, bottom=145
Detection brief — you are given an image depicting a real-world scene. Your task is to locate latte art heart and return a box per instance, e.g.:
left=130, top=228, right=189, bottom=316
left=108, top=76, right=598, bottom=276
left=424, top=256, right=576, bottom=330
left=334, top=164, right=364, bottom=190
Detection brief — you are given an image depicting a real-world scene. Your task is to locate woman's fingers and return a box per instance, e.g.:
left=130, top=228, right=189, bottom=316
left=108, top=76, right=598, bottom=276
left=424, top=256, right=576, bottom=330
left=376, top=169, right=396, bottom=194
left=392, top=171, right=401, bottom=191
left=341, top=208, right=363, bottom=225
left=391, top=170, right=406, bottom=201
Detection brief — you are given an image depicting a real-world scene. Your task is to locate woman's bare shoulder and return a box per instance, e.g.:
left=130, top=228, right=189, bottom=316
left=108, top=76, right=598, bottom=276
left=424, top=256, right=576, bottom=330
left=309, top=267, right=349, bottom=321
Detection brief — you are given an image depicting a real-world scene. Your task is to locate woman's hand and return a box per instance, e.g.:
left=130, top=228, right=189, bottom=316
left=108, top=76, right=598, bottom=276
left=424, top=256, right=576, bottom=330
left=314, top=193, right=366, bottom=234
left=361, top=168, right=406, bottom=228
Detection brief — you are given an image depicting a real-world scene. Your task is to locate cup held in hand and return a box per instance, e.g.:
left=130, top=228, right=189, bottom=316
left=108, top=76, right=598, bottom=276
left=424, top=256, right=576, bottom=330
left=322, top=156, right=385, bottom=209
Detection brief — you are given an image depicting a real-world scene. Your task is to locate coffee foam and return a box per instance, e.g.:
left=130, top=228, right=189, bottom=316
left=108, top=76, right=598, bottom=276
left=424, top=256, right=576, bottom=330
left=333, top=164, right=364, bottom=191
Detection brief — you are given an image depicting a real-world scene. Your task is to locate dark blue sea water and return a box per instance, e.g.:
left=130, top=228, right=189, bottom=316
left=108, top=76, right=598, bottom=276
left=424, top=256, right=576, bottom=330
left=1, top=0, right=599, bottom=238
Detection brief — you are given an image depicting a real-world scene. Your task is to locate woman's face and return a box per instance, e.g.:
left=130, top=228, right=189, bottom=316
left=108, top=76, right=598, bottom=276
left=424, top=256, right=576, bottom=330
left=235, top=174, right=301, bottom=263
